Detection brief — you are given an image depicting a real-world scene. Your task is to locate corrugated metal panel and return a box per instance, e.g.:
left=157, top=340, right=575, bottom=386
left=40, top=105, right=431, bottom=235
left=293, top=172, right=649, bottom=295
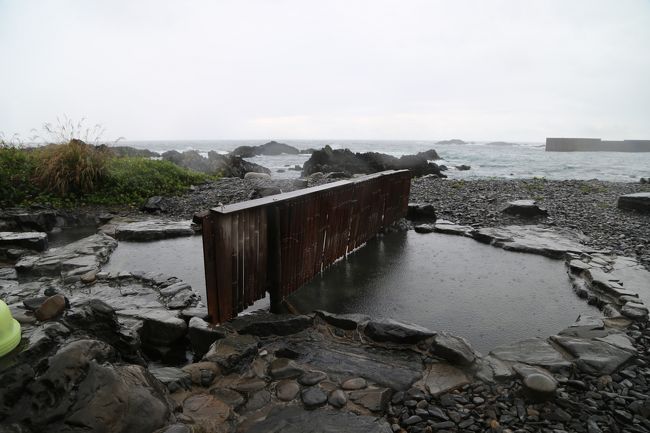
left=202, top=170, right=411, bottom=323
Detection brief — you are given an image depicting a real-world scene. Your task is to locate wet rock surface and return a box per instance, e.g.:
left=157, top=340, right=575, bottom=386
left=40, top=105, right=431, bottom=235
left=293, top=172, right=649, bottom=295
left=410, top=178, right=650, bottom=270
left=114, top=219, right=195, bottom=241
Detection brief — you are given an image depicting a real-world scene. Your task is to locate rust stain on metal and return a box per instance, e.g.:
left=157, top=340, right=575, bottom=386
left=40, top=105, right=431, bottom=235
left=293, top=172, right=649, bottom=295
left=201, top=169, right=412, bottom=323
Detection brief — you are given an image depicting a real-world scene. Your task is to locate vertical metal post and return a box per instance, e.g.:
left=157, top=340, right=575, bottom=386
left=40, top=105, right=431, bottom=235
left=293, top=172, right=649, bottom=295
left=267, top=205, right=283, bottom=313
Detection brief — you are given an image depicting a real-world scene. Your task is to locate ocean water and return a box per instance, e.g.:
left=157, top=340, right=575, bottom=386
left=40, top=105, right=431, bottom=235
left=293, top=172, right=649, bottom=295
left=119, top=139, right=650, bottom=182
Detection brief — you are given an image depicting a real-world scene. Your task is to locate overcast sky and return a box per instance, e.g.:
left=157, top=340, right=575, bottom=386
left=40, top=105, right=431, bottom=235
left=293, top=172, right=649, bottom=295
left=1, top=0, right=649, bottom=142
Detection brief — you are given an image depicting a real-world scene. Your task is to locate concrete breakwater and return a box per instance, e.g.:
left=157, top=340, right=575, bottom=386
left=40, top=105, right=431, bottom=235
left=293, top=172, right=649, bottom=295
left=546, top=137, right=650, bottom=152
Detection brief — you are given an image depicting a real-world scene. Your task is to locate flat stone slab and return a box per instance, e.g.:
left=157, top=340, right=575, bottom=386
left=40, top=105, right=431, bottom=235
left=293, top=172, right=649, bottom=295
left=244, top=406, right=392, bottom=433
left=285, top=339, right=423, bottom=391
left=618, top=192, right=650, bottom=213
left=114, top=220, right=194, bottom=241
left=421, top=362, right=470, bottom=395
left=0, top=231, right=48, bottom=251
left=471, top=225, right=597, bottom=259
left=15, top=234, right=117, bottom=277
left=550, top=335, right=635, bottom=374
left=490, top=337, right=571, bottom=371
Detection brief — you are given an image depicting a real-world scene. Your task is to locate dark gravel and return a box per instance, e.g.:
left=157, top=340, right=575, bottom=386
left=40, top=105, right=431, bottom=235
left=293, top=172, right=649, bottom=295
left=410, top=178, right=650, bottom=271
left=390, top=322, right=650, bottom=433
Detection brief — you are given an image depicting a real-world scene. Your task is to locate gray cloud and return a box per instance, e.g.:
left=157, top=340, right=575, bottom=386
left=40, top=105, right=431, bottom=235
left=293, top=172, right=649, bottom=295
left=1, top=0, right=649, bottom=141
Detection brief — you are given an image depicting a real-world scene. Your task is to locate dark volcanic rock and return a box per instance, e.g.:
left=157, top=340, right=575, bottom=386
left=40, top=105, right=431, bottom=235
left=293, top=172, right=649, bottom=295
left=162, top=149, right=271, bottom=178
left=0, top=232, right=48, bottom=252
left=407, top=203, right=437, bottom=221
left=618, top=192, right=650, bottom=213
left=231, top=141, right=299, bottom=157
left=302, top=146, right=445, bottom=178
left=502, top=199, right=549, bottom=217
left=229, top=313, right=313, bottom=337
left=188, top=317, right=226, bottom=358
left=364, top=318, right=435, bottom=344
left=1, top=339, right=173, bottom=433
left=203, top=334, right=259, bottom=372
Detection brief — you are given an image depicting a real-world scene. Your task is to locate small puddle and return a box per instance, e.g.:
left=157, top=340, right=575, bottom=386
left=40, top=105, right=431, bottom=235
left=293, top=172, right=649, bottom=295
left=102, top=230, right=596, bottom=352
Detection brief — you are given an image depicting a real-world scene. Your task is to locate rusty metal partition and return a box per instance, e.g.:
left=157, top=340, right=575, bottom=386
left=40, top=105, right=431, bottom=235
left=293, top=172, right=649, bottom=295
left=201, top=170, right=411, bottom=323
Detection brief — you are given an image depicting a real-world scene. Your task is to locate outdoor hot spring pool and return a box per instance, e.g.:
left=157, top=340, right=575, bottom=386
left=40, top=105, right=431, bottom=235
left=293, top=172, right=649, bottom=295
left=104, top=230, right=596, bottom=352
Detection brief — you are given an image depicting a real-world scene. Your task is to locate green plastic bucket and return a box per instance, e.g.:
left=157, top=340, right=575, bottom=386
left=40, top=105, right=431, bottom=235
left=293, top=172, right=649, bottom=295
left=0, top=300, right=21, bottom=357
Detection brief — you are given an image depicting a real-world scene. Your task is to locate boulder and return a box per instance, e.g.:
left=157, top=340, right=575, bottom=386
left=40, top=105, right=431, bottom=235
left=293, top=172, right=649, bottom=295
left=363, top=318, right=435, bottom=344
left=513, top=364, right=557, bottom=402
left=618, top=192, right=650, bottom=213
left=202, top=334, right=259, bottom=372
left=114, top=220, right=194, bottom=241
left=188, top=316, right=227, bottom=357
left=407, top=203, right=437, bottom=221
left=421, top=363, right=470, bottom=395
left=349, top=387, right=392, bottom=412
left=301, top=387, right=328, bottom=409
left=455, top=165, right=471, bottom=171
left=302, top=146, right=445, bottom=178
left=141, top=196, right=169, bottom=213
left=34, top=294, right=67, bottom=321
left=502, top=200, right=548, bottom=217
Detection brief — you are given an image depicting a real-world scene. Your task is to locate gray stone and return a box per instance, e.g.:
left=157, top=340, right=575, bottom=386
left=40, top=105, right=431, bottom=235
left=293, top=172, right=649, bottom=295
left=276, top=380, right=300, bottom=401
left=364, top=318, right=435, bottom=344
left=621, top=303, right=648, bottom=320
left=431, top=332, right=476, bottom=366
left=243, top=390, right=272, bottom=412
left=617, top=192, right=650, bottom=213
left=203, top=334, right=259, bottom=372
left=245, top=406, right=392, bottom=433
left=149, top=367, right=192, bottom=392
left=34, top=294, right=67, bottom=321
left=269, top=358, right=304, bottom=379
left=299, top=370, right=328, bottom=386
left=0, top=231, right=48, bottom=252
left=118, top=308, right=187, bottom=347
left=490, top=337, right=571, bottom=371
left=15, top=234, right=117, bottom=276
left=341, top=377, right=367, bottom=390
left=433, top=222, right=473, bottom=236
left=315, top=310, right=370, bottom=330
left=188, top=316, right=226, bottom=357
left=349, top=387, right=392, bottom=412
left=301, top=386, right=328, bottom=409
left=551, top=335, right=635, bottom=374
left=114, top=220, right=194, bottom=241
left=513, top=364, right=557, bottom=401
left=420, top=362, right=470, bottom=396
left=328, top=389, right=347, bottom=408
left=502, top=200, right=548, bottom=217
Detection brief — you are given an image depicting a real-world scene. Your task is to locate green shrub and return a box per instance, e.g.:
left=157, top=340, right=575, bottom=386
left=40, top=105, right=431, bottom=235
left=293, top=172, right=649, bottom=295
left=36, top=139, right=109, bottom=196
left=0, top=146, right=39, bottom=206
left=86, top=157, right=210, bottom=205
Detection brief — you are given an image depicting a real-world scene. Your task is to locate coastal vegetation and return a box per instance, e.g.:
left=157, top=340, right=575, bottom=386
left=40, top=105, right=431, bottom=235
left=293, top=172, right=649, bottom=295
left=0, top=138, right=211, bottom=208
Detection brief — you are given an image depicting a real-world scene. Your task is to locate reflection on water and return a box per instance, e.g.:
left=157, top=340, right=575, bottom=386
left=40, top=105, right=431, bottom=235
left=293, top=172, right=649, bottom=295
left=289, top=231, right=596, bottom=352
